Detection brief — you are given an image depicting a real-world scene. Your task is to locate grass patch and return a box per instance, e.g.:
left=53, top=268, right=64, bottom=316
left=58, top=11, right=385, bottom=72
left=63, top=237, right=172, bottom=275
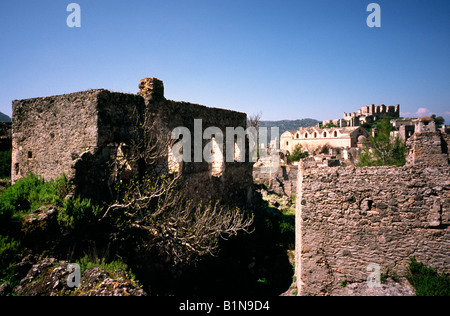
left=57, top=196, right=102, bottom=230
left=77, top=255, right=133, bottom=276
left=407, top=258, right=450, bottom=296
left=0, top=235, right=21, bottom=287
left=75, top=255, right=141, bottom=289
left=0, top=150, right=11, bottom=179
left=0, top=173, right=70, bottom=221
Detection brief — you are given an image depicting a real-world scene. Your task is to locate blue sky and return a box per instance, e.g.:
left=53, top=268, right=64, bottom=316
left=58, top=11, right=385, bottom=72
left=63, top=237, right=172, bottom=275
left=1, top=0, right=449, bottom=122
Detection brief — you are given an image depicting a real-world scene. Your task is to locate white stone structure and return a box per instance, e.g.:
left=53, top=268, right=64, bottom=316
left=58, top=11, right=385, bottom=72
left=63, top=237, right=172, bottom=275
left=280, top=126, right=369, bottom=154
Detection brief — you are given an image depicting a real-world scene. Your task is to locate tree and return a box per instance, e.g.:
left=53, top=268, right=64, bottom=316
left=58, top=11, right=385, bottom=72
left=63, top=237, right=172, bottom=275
left=247, top=112, right=262, bottom=130
left=247, top=112, right=262, bottom=160
left=104, top=176, right=253, bottom=264
left=287, top=144, right=308, bottom=163
left=103, top=109, right=254, bottom=265
left=358, top=118, right=407, bottom=167
left=431, top=114, right=445, bottom=127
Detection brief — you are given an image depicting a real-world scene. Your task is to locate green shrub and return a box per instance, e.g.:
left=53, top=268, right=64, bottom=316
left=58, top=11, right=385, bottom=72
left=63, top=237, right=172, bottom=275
left=0, top=235, right=21, bottom=285
left=358, top=118, right=407, bottom=167
left=320, top=123, right=339, bottom=129
left=288, top=144, right=309, bottom=163
left=57, top=196, right=102, bottom=230
left=407, top=258, right=450, bottom=296
left=0, top=173, right=70, bottom=221
left=0, top=150, right=11, bottom=179
left=279, top=218, right=295, bottom=249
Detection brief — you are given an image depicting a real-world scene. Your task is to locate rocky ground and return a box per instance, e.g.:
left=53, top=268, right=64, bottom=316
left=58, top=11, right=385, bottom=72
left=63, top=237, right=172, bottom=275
left=330, top=278, right=414, bottom=296
left=0, top=255, right=145, bottom=296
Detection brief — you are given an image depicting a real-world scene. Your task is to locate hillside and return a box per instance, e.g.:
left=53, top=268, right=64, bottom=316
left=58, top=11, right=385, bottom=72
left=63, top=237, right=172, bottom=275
left=0, top=112, right=11, bottom=122
left=259, top=118, right=319, bottom=136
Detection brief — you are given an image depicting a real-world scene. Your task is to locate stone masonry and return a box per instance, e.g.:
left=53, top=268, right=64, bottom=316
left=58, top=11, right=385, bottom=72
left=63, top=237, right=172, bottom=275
left=296, top=165, right=450, bottom=296
left=323, top=104, right=400, bottom=128
left=293, top=123, right=449, bottom=295
left=12, top=90, right=144, bottom=200
left=12, top=78, right=254, bottom=206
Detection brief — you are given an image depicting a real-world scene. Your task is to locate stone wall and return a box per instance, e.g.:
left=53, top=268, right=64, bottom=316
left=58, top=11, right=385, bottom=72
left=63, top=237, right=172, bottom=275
left=253, top=165, right=298, bottom=198
left=12, top=78, right=254, bottom=207
left=12, top=90, right=102, bottom=183
left=143, top=90, right=254, bottom=207
left=296, top=165, right=450, bottom=296
left=406, top=131, right=449, bottom=167
left=12, top=90, right=145, bottom=200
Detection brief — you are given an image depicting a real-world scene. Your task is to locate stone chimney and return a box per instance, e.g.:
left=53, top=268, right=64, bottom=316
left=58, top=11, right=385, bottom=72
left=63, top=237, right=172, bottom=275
left=138, top=77, right=165, bottom=101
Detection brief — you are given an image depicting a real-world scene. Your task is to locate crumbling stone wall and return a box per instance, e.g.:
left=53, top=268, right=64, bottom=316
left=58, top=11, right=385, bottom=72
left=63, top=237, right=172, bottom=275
left=296, top=165, right=450, bottom=296
left=254, top=165, right=298, bottom=198
left=406, top=131, right=449, bottom=167
left=12, top=90, right=102, bottom=183
left=12, top=90, right=145, bottom=200
left=12, top=78, right=254, bottom=206
left=140, top=78, right=254, bottom=206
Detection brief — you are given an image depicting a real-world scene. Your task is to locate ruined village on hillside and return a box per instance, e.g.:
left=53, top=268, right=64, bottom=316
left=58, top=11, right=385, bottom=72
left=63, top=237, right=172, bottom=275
left=0, top=77, right=449, bottom=297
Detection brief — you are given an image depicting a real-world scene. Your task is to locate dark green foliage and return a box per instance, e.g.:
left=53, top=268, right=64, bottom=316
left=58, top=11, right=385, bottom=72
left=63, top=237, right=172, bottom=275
left=0, top=150, right=11, bottom=179
left=0, top=235, right=20, bottom=285
left=57, top=196, right=102, bottom=230
left=256, top=209, right=295, bottom=250
left=278, top=218, right=295, bottom=249
left=431, top=114, right=445, bottom=127
left=358, top=118, right=407, bottom=167
left=287, top=144, right=309, bottom=163
left=0, top=173, right=70, bottom=221
left=407, top=258, right=450, bottom=296
left=320, top=123, right=339, bottom=129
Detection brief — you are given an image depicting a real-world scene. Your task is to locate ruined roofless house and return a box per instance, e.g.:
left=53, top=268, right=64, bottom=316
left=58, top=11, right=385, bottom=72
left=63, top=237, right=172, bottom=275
left=11, top=78, right=255, bottom=206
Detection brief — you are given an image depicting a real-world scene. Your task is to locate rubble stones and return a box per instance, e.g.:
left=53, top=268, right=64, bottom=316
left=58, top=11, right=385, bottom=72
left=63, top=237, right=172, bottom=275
left=11, top=257, right=145, bottom=296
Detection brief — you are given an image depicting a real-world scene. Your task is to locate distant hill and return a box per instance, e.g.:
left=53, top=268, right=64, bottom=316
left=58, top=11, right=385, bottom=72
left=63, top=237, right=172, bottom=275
left=259, top=118, right=319, bottom=136
left=0, top=112, right=11, bottom=122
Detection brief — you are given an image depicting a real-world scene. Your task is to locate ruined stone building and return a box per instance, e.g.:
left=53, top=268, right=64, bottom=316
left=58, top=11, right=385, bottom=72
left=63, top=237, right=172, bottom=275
left=406, top=116, right=450, bottom=167
left=256, top=113, right=450, bottom=295
left=390, top=118, right=416, bottom=140
left=390, top=116, right=448, bottom=142
left=11, top=78, right=254, bottom=206
left=280, top=126, right=369, bottom=155
left=322, top=104, right=400, bottom=128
